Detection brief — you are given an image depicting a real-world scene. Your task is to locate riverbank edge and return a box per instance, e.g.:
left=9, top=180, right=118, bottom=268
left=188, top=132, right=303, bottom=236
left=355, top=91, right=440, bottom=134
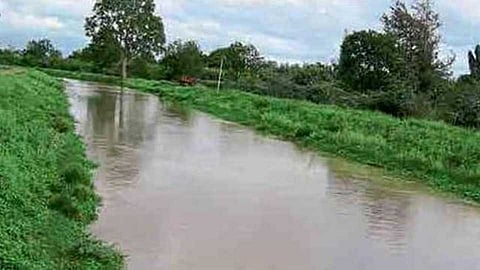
left=0, top=69, right=123, bottom=269
left=42, top=68, right=480, bottom=204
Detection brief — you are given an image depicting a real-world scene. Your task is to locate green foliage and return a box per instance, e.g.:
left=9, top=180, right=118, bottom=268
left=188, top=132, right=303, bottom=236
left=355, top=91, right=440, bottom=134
left=129, top=55, right=166, bottom=80
left=0, top=48, right=23, bottom=66
left=22, top=39, right=63, bottom=68
left=439, top=81, right=480, bottom=128
left=382, top=0, right=454, bottom=92
left=208, top=42, right=263, bottom=79
left=85, top=0, right=166, bottom=78
left=70, top=29, right=122, bottom=74
left=338, top=30, right=405, bottom=92
left=51, top=58, right=95, bottom=74
left=0, top=69, right=123, bottom=269
left=288, top=63, right=336, bottom=86
left=224, top=62, right=339, bottom=104
left=162, top=40, right=205, bottom=80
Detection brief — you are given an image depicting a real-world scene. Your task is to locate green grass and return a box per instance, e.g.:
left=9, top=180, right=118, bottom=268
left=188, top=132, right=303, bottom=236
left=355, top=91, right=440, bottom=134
left=0, top=69, right=123, bottom=269
left=44, top=68, right=480, bottom=204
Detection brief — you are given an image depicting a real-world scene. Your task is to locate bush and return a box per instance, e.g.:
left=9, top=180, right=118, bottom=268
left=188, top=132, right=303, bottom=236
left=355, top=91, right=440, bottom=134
left=53, top=58, right=96, bottom=73
left=440, top=82, right=480, bottom=128
left=0, top=48, right=23, bottom=66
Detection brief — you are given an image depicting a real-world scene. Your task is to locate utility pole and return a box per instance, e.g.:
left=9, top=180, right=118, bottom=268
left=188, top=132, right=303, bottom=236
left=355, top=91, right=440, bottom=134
left=216, top=57, right=224, bottom=93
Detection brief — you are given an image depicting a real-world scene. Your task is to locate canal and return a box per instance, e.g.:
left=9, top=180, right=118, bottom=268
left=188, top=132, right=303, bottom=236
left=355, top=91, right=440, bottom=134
left=66, top=79, right=480, bottom=270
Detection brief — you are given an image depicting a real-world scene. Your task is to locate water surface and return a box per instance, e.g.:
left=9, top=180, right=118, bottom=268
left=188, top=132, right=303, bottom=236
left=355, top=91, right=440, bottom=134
left=66, top=79, right=480, bottom=270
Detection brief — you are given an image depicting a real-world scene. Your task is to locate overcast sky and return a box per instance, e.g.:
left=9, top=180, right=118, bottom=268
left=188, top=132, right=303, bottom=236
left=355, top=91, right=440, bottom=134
left=0, top=0, right=479, bottom=75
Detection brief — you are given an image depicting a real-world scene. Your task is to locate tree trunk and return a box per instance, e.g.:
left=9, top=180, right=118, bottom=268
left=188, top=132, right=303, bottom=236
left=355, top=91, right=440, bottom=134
left=121, top=57, right=128, bottom=81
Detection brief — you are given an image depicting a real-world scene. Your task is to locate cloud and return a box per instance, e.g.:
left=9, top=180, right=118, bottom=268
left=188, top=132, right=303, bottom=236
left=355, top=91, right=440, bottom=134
left=443, top=0, right=480, bottom=20
left=5, top=12, right=64, bottom=30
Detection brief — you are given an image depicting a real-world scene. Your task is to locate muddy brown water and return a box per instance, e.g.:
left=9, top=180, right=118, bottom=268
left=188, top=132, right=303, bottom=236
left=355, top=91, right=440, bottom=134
left=66, top=79, right=480, bottom=270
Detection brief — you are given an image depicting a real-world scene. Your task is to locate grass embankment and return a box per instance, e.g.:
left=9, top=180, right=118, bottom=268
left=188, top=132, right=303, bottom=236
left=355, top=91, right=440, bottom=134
left=41, top=68, right=177, bottom=87
left=44, top=68, right=480, bottom=203
left=0, top=69, right=122, bottom=269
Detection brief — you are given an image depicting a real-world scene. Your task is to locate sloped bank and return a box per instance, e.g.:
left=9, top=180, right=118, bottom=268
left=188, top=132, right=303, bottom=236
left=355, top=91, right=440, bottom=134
left=43, top=68, right=480, bottom=204
left=0, top=69, right=122, bottom=269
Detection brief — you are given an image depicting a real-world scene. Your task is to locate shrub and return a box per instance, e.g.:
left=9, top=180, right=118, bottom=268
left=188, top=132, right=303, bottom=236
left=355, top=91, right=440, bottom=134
left=440, top=82, right=480, bottom=128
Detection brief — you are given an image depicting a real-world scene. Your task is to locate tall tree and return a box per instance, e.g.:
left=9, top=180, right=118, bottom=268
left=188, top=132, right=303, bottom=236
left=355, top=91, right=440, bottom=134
left=85, top=0, right=166, bottom=80
left=208, top=42, right=263, bottom=79
left=382, top=0, right=453, bottom=92
left=338, top=30, right=405, bottom=92
left=162, top=40, right=205, bottom=80
left=468, top=45, right=480, bottom=78
left=23, top=39, right=62, bottom=67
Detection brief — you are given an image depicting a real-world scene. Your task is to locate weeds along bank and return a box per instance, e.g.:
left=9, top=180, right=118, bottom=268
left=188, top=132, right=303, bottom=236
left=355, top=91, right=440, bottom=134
left=0, top=69, right=122, bottom=269
left=43, top=69, right=480, bottom=204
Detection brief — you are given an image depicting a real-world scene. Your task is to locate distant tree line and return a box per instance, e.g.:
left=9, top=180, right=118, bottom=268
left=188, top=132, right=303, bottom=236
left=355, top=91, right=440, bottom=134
left=1, top=0, right=480, bottom=128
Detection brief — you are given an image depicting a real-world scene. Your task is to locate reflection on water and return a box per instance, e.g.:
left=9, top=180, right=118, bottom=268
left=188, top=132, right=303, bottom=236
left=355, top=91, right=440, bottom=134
left=327, top=176, right=411, bottom=253
left=66, top=79, right=480, bottom=270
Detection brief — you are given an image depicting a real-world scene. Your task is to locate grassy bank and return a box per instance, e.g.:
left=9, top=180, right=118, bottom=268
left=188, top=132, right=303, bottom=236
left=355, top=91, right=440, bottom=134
left=0, top=69, right=122, bottom=269
left=41, top=68, right=177, bottom=87
left=45, top=69, right=480, bottom=203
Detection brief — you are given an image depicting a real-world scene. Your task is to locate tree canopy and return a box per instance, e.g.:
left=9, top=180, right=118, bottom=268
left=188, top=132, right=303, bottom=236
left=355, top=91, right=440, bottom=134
left=208, top=42, right=263, bottom=79
left=70, top=29, right=122, bottom=73
left=85, top=0, right=166, bottom=79
left=162, top=40, right=205, bottom=80
left=338, top=30, right=404, bottom=92
left=382, top=0, right=453, bottom=92
left=22, top=39, right=62, bottom=67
